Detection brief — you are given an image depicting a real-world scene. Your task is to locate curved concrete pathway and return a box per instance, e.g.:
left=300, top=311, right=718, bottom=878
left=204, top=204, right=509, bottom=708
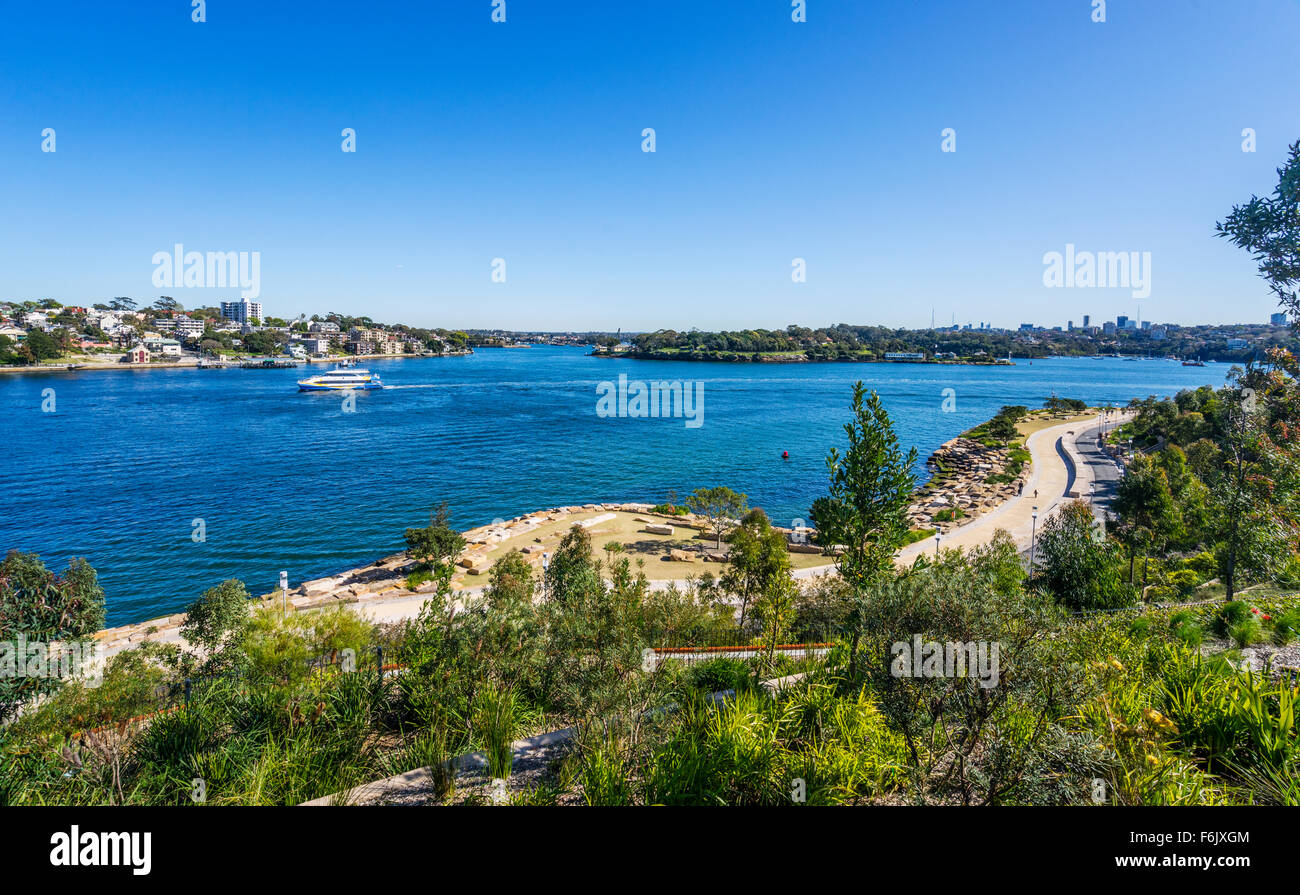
left=897, top=413, right=1128, bottom=564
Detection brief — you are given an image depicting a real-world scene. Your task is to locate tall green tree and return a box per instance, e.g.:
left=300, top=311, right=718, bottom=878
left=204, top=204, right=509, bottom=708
left=22, top=329, right=61, bottom=362
left=1217, top=139, right=1299, bottom=326
left=810, top=383, right=917, bottom=678
left=1206, top=381, right=1296, bottom=601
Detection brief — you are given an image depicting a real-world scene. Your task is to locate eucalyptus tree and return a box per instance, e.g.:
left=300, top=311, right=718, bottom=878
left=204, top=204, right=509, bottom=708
left=1217, top=139, right=1299, bottom=326
left=1207, top=373, right=1298, bottom=601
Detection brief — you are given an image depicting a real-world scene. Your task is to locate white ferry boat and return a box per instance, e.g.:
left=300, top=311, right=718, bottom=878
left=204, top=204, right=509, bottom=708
left=297, top=367, right=384, bottom=391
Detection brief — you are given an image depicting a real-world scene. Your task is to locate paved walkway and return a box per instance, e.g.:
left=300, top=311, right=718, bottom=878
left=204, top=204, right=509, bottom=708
left=897, top=413, right=1128, bottom=564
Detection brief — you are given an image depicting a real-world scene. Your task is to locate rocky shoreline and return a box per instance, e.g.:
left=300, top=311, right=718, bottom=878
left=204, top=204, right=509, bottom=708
left=906, top=437, right=1030, bottom=535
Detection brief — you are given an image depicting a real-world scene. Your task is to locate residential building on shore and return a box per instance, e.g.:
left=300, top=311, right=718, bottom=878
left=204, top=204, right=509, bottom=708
left=143, top=337, right=182, bottom=357
left=220, top=299, right=264, bottom=324
left=173, top=315, right=204, bottom=338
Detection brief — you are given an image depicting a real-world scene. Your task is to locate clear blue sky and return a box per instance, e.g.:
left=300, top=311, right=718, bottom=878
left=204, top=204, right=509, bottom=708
left=2, top=0, right=1297, bottom=331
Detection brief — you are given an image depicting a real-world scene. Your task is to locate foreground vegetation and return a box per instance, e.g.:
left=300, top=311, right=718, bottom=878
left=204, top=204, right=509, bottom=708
left=3, top=524, right=1297, bottom=805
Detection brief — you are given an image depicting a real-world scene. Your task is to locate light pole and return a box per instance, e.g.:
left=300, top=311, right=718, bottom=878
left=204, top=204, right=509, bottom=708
left=934, top=533, right=942, bottom=558
left=541, top=552, right=550, bottom=600
left=1029, top=507, right=1039, bottom=578
left=279, top=570, right=288, bottom=615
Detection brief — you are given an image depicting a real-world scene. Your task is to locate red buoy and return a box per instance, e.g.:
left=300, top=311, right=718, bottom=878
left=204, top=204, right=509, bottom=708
left=782, top=450, right=789, bottom=460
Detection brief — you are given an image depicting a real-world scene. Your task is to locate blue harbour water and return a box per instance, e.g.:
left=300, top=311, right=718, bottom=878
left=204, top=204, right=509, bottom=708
left=0, top=348, right=1231, bottom=626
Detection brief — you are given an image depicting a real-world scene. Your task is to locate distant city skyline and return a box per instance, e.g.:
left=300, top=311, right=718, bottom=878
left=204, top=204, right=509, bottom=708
left=3, top=0, right=1298, bottom=331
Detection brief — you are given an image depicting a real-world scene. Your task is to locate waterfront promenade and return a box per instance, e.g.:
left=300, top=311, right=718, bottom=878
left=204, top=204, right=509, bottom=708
left=896, top=412, right=1128, bottom=564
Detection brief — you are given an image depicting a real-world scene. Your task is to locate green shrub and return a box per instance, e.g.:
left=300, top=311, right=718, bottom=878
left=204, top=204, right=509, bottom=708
left=1168, top=611, right=1204, bottom=649
left=784, top=687, right=908, bottom=804
left=1144, top=585, right=1177, bottom=603
left=133, top=704, right=222, bottom=786
left=474, top=685, right=518, bottom=780
left=6, top=645, right=173, bottom=741
left=688, top=657, right=751, bottom=695
left=241, top=605, right=375, bottom=684
left=1212, top=601, right=1252, bottom=638
left=1182, top=551, right=1218, bottom=579
left=1228, top=619, right=1264, bottom=649
left=405, top=568, right=435, bottom=591
left=901, top=528, right=936, bottom=547
left=1268, top=608, right=1300, bottom=646
left=1165, top=569, right=1201, bottom=596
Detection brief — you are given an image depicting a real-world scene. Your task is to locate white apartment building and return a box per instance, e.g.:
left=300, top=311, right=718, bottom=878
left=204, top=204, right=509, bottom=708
left=220, top=299, right=264, bottom=324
